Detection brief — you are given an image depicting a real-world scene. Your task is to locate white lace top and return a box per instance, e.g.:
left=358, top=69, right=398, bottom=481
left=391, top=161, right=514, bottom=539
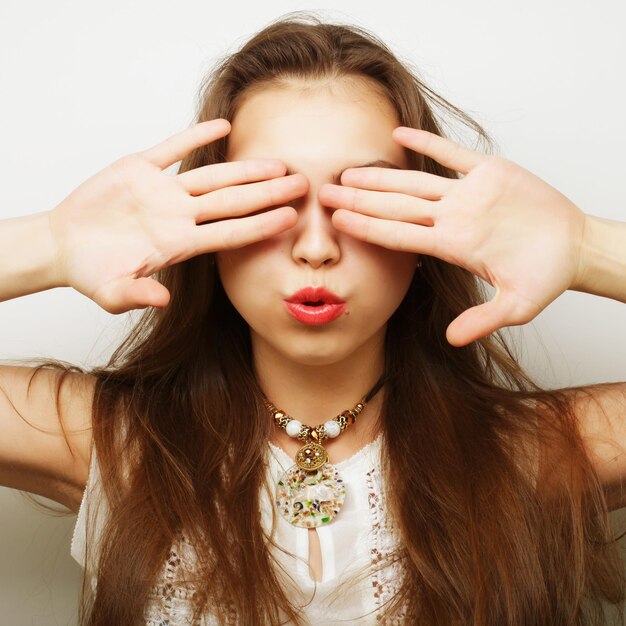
left=70, top=433, right=407, bottom=625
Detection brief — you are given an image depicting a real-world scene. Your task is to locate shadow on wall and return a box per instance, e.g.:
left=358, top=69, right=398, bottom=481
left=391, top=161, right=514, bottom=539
left=0, top=488, right=83, bottom=626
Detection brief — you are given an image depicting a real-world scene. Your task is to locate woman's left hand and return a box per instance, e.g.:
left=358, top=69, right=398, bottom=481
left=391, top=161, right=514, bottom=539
left=319, top=127, right=588, bottom=347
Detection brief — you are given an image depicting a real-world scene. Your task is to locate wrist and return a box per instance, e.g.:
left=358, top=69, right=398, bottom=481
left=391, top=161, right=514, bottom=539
left=0, top=210, right=67, bottom=303
left=571, top=214, right=626, bottom=303
left=43, top=210, right=70, bottom=289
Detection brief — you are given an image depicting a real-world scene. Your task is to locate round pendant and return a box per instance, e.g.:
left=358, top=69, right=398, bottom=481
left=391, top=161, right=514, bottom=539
left=275, top=462, right=346, bottom=528
left=295, top=441, right=328, bottom=471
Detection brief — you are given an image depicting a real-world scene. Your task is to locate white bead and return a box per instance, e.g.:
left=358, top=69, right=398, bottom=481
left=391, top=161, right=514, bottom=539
left=286, top=420, right=302, bottom=437
left=324, top=420, right=341, bottom=437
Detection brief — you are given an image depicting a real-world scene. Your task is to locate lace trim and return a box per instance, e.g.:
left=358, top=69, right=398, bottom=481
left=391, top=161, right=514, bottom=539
left=143, top=534, right=238, bottom=626
left=365, top=466, right=408, bottom=623
left=144, top=535, right=204, bottom=626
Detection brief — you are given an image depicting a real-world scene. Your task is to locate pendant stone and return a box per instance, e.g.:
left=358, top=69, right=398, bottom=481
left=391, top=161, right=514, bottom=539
left=295, top=441, right=327, bottom=470
left=276, top=443, right=346, bottom=528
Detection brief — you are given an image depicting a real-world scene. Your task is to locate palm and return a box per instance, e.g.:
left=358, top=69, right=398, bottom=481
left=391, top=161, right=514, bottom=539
left=432, top=158, right=583, bottom=315
left=51, top=155, right=197, bottom=309
left=320, top=128, right=587, bottom=346
left=48, top=120, right=302, bottom=314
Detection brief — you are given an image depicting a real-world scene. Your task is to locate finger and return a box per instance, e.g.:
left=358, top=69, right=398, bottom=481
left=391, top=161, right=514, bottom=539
left=93, top=277, right=171, bottom=315
left=320, top=185, right=434, bottom=226
left=340, top=167, right=455, bottom=200
left=445, top=290, right=541, bottom=347
left=189, top=206, right=297, bottom=253
left=177, top=159, right=286, bottom=196
left=392, top=127, right=484, bottom=175
left=192, top=173, right=308, bottom=224
left=332, top=210, right=437, bottom=255
left=140, top=119, right=231, bottom=170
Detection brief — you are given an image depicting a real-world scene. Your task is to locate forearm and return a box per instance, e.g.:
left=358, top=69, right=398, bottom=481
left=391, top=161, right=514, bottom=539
left=571, top=214, right=626, bottom=303
left=0, top=211, right=64, bottom=303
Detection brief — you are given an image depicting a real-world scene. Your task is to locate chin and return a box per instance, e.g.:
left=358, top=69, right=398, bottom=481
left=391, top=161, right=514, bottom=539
left=290, top=354, right=346, bottom=367
left=267, top=337, right=353, bottom=367
left=281, top=347, right=349, bottom=367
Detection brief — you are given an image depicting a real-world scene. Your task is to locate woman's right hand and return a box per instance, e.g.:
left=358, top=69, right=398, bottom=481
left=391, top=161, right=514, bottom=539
left=47, top=119, right=305, bottom=314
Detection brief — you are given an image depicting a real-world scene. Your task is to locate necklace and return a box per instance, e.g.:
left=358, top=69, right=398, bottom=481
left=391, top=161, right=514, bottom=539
left=263, top=375, right=385, bottom=528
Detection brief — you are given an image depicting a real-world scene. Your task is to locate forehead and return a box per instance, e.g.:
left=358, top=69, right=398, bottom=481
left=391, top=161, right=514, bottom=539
left=226, top=79, right=408, bottom=168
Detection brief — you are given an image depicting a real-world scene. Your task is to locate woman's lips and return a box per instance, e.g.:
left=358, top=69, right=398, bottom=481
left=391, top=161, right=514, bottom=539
left=284, top=286, right=346, bottom=325
left=284, top=301, right=346, bottom=325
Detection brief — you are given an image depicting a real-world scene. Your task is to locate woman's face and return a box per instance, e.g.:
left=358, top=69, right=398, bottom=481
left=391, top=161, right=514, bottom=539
left=216, top=78, right=418, bottom=368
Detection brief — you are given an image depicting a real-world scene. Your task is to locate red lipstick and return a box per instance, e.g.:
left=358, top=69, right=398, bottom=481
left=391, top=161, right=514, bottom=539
left=284, top=286, right=346, bottom=325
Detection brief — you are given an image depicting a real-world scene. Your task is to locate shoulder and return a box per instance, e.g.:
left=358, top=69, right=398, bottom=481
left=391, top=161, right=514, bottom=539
left=566, top=383, right=626, bottom=511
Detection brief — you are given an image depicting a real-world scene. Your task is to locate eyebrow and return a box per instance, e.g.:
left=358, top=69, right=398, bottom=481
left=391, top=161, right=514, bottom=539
left=285, top=159, right=403, bottom=185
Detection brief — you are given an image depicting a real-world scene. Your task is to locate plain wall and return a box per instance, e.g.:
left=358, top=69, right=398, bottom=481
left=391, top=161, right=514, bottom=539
left=1, top=0, right=625, bottom=623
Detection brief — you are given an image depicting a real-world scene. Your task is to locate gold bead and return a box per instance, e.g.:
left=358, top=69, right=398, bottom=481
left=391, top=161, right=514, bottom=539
left=341, top=409, right=356, bottom=425
left=317, top=425, right=328, bottom=441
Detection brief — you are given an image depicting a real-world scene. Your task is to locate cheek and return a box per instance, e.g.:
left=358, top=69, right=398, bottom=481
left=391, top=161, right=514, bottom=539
left=215, top=250, right=250, bottom=306
left=216, top=243, right=266, bottom=283
left=338, top=254, right=410, bottom=324
left=216, top=247, right=278, bottom=318
left=366, top=248, right=417, bottom=289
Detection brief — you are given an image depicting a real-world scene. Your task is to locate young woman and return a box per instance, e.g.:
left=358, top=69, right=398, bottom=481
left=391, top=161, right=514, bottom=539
left=1, top=13, right=626, bottom=626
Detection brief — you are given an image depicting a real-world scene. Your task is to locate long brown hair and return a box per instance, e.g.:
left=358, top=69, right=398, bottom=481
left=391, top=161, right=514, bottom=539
left=10, top=10, right=626, bottom=625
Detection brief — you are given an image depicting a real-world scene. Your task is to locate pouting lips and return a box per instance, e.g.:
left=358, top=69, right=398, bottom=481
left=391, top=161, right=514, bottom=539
left=285, top=286, right=345, bottom=305
left=284, top=299, right=346, bottom=325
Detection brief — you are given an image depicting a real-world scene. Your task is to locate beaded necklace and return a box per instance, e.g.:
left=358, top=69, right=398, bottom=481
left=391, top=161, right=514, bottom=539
left=263, top=375, right=385, bottom=528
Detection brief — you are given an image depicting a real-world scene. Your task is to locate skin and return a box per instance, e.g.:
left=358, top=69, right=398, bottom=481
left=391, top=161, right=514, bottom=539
left=323, top=129, right=589, bottom=346
left=216, top=78, right=419, bottom=455
left=43, top=75, right=615, bottom=459
left=17, top=81, right=626, bottom=582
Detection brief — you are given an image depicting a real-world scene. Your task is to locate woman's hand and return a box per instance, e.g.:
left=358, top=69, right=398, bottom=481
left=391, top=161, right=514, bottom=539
left=48, top=119, right=304, bottom=314
left=319, top=127, right=588, bottom=347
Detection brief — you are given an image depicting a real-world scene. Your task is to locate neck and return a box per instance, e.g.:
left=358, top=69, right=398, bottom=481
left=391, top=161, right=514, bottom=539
left=252, top=329, right=386, bottom=444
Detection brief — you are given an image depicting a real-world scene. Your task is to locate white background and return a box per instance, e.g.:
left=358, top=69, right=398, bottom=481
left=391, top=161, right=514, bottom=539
left=1, top=0, right=625, bottom=623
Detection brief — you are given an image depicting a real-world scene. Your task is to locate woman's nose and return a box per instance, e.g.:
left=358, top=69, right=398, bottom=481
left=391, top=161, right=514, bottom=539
left=290, top=184, right=341, bottom=268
